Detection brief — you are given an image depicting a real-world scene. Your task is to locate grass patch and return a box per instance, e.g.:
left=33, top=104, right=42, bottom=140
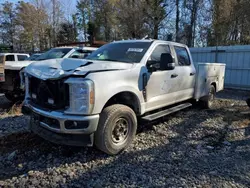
left=0, top=102, right=23, bottom=118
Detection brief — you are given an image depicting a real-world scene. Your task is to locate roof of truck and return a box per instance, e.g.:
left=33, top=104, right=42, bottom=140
left=113, top=39, right=188, bottom=47
left=52, top=46, right=97, bottom=51
left=0, top=53, right=29, bottom=56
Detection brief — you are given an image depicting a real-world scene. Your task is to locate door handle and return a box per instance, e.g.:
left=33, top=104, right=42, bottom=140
left=171, top=73, right=178, bottom=78
left=190, top=72, right=195, bottom=76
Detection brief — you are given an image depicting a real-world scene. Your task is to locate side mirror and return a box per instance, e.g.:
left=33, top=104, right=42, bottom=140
left=147, top=60, right=159, bottom=72
left=160, top=53, right=175, bottom=70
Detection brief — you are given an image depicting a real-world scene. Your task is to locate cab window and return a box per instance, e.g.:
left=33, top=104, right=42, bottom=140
left=150, top=44, right=171, bottom=62
left=147, top=44, right=171, bottom=70
left=174, top=46, right=191, bottom=66
left=17, top=55, right=28, bottom=61
left=5, top=55, right=15, bottom=61
left=69, top=50, right=90, bottom=59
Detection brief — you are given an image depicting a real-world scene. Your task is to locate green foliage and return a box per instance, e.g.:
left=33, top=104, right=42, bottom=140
left=210, top=0, right=250, bottom=46
left=57, top=21, right=77, bottom=44
left=0, top=2, right=16, bottom=45
left=4, top=0, right=249, bottom=50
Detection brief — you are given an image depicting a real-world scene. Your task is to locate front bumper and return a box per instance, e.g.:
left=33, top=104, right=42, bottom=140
left=22, top=101, right=99, bottom=146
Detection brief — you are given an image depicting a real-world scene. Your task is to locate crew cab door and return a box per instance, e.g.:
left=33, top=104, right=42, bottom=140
left=172, top=45, right=196, bottom=102
left=145, top=44, right=179, bottom=112
left=0, top=55, right=5, bottom=82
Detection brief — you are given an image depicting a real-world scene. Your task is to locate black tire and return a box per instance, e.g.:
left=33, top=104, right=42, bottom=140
left=94, top=104, right=137, bottom=155
left=202, top=85, right=216, bottom=109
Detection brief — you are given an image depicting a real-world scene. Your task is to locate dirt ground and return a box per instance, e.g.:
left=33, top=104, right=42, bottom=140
left=0, top=89, right=250, bottom=187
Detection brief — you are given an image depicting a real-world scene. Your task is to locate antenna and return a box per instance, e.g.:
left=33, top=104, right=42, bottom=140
left=142, top=35, right=148, bottom=40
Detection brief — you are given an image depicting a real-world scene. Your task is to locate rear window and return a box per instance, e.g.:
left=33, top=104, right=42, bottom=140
left=69, top=49, right=95, bottom=59
left=5, top=55, right=15, bottom=61
left=18, top=55, right=28, bottom=61
left=174, top=46, right=191, bottom=66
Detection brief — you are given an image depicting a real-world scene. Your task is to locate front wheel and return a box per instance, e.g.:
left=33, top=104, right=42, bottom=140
left=202, top=85, right=216, bottom=109
left=94, top=104, right=137, bottom=155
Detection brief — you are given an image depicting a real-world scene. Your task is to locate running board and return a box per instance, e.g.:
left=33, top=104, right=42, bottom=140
left=142, top=103, right=192, bottom=121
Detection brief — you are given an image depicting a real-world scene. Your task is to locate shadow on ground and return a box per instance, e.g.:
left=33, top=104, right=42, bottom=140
left=0, top=95, right=13, bottom=112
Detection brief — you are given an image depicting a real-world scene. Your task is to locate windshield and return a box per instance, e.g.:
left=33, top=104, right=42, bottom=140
left=36, top=48, right=72, bottom=60
left=86, top=42, right=152, bottom=63
left=25, top=54, right=41, bottom=61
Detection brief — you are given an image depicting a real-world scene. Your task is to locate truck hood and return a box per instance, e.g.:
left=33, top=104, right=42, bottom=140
left=25, top=58, right=134, bottom=80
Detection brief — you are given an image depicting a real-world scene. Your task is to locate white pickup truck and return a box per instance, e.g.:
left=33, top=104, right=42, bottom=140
left=22, top=40, right=226, bottom=155
left=0, top=47, right=97, bottom=102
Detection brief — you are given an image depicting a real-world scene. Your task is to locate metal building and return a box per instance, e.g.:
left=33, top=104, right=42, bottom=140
left=190, top=45, right=250, bottom=90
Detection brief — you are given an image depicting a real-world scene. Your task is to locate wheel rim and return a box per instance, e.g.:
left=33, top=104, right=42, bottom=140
left=111, top=117, right=129, bottom=145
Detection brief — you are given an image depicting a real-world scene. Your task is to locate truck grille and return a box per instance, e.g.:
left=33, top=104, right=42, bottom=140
left=29, top=76, right=69, bottom=110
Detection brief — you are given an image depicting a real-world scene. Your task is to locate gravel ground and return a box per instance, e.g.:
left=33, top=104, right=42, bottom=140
left=0, top=89, right=250, bottom=187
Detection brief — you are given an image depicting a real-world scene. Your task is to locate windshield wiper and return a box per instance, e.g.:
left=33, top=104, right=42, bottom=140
left=98, top=59, right=119, bottom=62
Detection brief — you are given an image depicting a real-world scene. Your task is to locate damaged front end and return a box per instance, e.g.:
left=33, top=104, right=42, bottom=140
left=22, top=59, right=99, bottom=146
left=22, top=73, right=99, bottom=146
left=22, top=58, right=131, bottom=146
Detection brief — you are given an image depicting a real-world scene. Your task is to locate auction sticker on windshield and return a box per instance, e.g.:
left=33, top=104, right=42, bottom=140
left=127, top=48, right=144, bottom=52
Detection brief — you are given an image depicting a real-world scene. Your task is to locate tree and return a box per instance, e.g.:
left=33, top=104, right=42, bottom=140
left=210, top=0, right=250, bottom=46
left=15, top=1, right=49, bottom=51
left=183, top=0, right=203, bottom=47
left=143, top=0, right=174, bottom=39
left=57, top=21, right=77, bottom=44
left=115, top=0, right=150, bottom=39
left=0, top=2, right=16, bottom=47
left=175, top=0, right=180, bottom=42
left=51, top=0, right=63, bottom=47
left=76, top=0, right=92, bottom=41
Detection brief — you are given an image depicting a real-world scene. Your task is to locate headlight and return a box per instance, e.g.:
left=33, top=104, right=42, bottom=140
left=19, top=69, right=25, bottom=90
left=24, top=73, right=30, bottom=100
left=64, top=78, right=94, bottom=115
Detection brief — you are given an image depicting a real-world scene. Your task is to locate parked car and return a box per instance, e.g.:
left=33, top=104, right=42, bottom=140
left=0, top=47, right=97, bottom=102
left=25, top=53, right=42, bottom=61
left=22, top=40, right=226, bottom=155
left=0, top=53, right=30, bottom=101
left=35, top=46, right=98, bottom=61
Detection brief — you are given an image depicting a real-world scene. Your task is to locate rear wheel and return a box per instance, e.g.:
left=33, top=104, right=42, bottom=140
left=202, top=85, right=216, bottom=109
left=94, top=104, right=137, bottom=155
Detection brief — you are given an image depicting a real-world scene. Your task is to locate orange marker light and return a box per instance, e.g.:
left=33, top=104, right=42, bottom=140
left=90, top=90, right=94, bottom=104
